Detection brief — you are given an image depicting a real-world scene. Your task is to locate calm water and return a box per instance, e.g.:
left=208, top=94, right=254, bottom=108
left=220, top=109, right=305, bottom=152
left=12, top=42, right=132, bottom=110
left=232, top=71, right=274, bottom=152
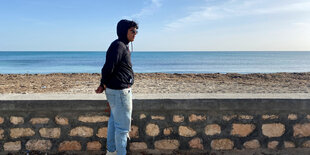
left=0, top=51, right=310, bottom=74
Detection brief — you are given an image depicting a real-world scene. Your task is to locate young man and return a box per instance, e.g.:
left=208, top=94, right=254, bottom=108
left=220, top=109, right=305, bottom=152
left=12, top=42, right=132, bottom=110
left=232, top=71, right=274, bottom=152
left=95, top=19, right=138, bottom=155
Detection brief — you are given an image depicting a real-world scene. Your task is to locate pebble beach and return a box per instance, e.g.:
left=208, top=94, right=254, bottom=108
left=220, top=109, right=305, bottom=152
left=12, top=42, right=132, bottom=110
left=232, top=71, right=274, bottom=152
left=0, top=72, right=309, bottom=94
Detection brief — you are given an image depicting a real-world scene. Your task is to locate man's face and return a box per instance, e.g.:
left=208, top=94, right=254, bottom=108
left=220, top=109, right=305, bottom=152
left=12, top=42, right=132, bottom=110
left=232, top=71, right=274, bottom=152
left=127, top=27, right=138, bottom=42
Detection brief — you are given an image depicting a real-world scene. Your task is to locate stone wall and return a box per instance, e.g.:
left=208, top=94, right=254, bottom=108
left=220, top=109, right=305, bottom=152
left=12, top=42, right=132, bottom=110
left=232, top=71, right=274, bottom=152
left=0, top=99, right=310, bottom=154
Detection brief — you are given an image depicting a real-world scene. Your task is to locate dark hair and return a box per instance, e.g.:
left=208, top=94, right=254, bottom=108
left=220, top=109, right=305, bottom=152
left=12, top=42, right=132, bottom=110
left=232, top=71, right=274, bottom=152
left=129, top=20, right=139, bottom=29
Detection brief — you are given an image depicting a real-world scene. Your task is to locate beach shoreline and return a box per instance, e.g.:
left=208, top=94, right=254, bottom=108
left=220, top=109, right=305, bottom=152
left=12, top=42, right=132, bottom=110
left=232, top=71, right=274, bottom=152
left=0, top=72, right=309, bottom=94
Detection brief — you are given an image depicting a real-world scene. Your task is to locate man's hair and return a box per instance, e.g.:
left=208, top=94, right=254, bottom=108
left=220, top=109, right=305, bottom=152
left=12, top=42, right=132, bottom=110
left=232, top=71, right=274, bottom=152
left=129, top=20, right=139, bottom=29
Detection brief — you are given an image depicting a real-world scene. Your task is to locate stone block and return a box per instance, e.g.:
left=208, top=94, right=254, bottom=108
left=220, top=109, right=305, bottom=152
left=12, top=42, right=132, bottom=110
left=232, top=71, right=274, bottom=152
left=4, top=141, right=21, bottom=151
left=239, top=115, right=253, bottom=120
left=205, top=124, right=221, bottom=136
left=154, top=140, right=179, bottom=150
left=96, top=127, right=107, bottom=138
left=69, top=126, right=93, bottom=137
left=58, top=141, right=82, bottom=151
left=130, top=142, right=148, bottom=151
left=284, top=141, right=295, bottom=148
left=231, top=124, right=255, bottom=137
left=30, top=118, right=49, bottom=124
left=146, top=123, right=160, bottom=137
left=0, top=117, right=4, bottom=124
left=78, top=115, right=109, bottom=123
left=151, top=115, right=165, bottom=120
left=189, top=138, right=203, bottom=150
left=302, top=140, right=310, bottom=148
left=140, top=114, right=146, bottom=119
left=179, top=126, right=196, bottom=137
left=293, top=123, right=310, bottom=137
left=243, top=139, right=260, bottom=149
left=0, top=129, right=4, bottom=139
left=26, top=140, right=52, bottom=151
left=164, top=127, right=173, bottom=136
left=211, top=139, right=234, bottom=150
left=223, top=115, right=237, bottom=121
left=129, top=125, right=139, bottom=138
left=10, top=116, right=24, bottom=125
left=268, top=141, right=279, bottom=149
left=173, top=115, right=184, bottom=123
left=262, top=123, right=285, bottom=137
left=87, top=141, right=102, bottom=151
left=55, top=116, right=69, bottom=125
left=189, top=114, right=206, bottom=122
left=262, top=114, right=279, bottom=120
left=39, top=128, right=61, bottom=138
left=10, top=128, right=35, bottom=138
left=288, top=114, right=297, bottom=120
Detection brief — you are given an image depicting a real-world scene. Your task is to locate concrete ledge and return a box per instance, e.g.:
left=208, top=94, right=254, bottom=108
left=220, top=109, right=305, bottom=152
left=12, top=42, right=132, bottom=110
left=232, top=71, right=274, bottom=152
left=0, top=93, right=310, bottom=100
left=1, top=99, right=309, bottom=112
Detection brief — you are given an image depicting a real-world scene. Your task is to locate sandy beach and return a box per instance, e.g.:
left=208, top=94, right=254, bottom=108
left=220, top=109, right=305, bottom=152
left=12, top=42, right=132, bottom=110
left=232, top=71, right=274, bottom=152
left=0, top=72, right=309, bottom=94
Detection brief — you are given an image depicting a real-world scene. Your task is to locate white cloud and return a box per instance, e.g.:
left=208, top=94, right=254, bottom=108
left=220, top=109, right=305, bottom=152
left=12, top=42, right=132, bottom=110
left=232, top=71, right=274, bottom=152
left=164, top=6, right=221, bottom=31
left=293, top=22, right=310, bottom=27
left=127, top=0, right=162, bottom=20
left=253, top=1, right=310, bottom=14
left=293, top=22, right=310, bottom=32
left=164, top=0, right=310, bottom=31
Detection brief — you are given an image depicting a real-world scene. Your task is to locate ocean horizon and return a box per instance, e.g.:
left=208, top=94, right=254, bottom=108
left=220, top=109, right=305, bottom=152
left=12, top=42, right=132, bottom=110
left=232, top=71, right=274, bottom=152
left=1, top=51, right=310, bottom=74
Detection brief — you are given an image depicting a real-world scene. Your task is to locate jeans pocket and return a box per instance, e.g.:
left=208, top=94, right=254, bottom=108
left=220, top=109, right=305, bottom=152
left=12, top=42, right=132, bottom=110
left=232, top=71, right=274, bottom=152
left=120, top=91, right=132, bottom=111
left=120, top=88, right=131, bottom=95
left=106, top=93, right=116, bottom=109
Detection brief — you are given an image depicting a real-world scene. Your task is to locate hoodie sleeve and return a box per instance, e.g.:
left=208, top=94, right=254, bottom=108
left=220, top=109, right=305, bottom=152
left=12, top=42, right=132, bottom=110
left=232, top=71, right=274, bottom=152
left=100, top=42, right=125, bottom=87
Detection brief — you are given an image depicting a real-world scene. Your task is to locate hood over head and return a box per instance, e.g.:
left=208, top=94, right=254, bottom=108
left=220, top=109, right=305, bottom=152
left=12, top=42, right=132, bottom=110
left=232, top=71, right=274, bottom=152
left=117, top=19, right=138, bottom=45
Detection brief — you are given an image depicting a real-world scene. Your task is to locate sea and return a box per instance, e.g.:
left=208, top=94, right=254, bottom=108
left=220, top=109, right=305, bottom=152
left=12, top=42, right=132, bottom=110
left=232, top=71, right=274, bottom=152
left=0, top=51, right=310, bottom=74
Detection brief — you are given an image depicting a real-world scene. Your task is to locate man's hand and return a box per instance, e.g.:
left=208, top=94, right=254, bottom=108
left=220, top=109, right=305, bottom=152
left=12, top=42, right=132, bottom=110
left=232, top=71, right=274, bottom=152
left=95, top=85, right=106, bottom=93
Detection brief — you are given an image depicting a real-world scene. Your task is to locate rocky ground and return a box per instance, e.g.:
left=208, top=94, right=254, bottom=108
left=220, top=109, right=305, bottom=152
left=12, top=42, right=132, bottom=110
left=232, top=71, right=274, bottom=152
left=0, top=72, right=309, bottom=94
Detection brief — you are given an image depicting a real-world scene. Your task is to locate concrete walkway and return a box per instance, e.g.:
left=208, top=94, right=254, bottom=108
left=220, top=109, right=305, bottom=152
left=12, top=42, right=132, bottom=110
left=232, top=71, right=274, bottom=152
left=0, top=93, right=309, bottom=100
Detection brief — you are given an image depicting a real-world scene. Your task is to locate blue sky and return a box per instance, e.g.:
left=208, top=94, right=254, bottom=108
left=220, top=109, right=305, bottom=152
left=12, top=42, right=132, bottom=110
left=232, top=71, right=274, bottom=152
left=0, top=0, right=310, bottom=51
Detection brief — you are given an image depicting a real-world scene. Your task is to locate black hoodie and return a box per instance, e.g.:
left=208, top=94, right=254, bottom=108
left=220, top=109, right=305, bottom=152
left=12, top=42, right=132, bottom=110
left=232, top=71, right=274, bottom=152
left=100, top=20, right=134, bottom=89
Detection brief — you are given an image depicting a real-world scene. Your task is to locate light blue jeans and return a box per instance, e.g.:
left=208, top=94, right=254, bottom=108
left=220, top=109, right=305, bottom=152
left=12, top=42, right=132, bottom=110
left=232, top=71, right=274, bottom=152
left=105, top=87, right=132, bottom=155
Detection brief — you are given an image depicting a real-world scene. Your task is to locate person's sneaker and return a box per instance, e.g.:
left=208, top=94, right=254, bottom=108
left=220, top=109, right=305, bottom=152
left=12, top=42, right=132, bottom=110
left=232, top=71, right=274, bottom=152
left=106, top=151, right=117, bottom=155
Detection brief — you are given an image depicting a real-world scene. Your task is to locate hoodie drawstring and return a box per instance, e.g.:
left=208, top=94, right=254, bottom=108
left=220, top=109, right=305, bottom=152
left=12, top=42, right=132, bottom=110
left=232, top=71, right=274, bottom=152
left=131, top=42, right=133, bottom=52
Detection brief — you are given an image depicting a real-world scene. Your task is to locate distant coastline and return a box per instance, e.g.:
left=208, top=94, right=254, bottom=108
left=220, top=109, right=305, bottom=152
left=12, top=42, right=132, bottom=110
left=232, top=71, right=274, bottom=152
left=1, top=51, right=310, bottom=52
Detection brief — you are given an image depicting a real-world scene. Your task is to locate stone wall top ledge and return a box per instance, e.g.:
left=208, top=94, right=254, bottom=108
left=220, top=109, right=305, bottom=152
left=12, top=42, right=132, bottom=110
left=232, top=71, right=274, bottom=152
left=1, top=99, right=309, bottom=112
